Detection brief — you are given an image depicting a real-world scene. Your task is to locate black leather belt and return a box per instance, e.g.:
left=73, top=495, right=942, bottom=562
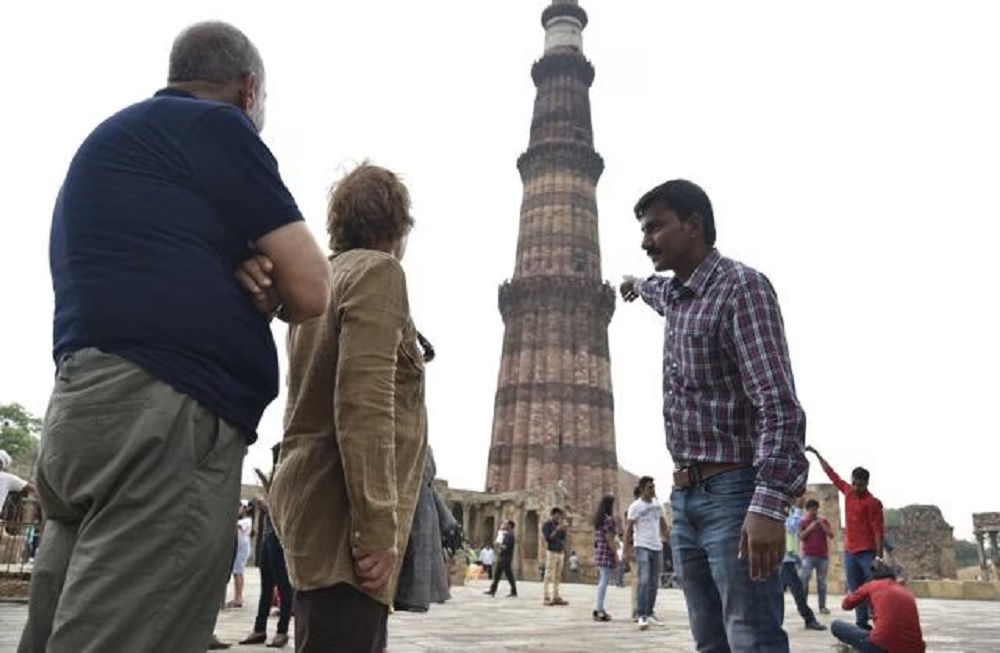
left=673, top=462, right=751, bottom=489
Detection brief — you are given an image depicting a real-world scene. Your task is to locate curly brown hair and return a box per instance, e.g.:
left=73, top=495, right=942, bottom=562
left=327, top=161, right=413, bottom=252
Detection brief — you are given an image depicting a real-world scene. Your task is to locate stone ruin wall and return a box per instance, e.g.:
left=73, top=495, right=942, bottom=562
left=439, top=470, right=649, bottom=583
left=441, top=477, right=849, bottom=587
left=439, top=477, right=961, bottom=588
left=885, top=505, right=957, bottom=580
left=972, top=512, right=1000, bottom=580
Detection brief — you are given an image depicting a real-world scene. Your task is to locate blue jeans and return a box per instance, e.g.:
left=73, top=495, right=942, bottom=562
left=635, top=546, right=662, bottom=618
left=594, top=566, right=613, bottom=611
left=800, top=555, right=829, bottom=609
left=671, top=467, right=788, bottom=653
left=831, top=620, right=887, bottom=652
left=844, top=550, right=876, bottom=626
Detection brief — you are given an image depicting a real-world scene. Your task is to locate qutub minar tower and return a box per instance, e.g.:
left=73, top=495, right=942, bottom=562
left=486, top=0, right=618, bottom=515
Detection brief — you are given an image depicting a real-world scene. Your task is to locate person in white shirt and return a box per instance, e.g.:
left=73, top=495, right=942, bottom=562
left=0, top=449, right=33, bottom=518
left=625, top=476, right=670, bottom=630
left=478, top=544, right=495, bottom=580
left=227, top=503, right=253, bottom=608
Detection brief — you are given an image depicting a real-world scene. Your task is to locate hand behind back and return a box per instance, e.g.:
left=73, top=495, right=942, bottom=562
left=351, top=547, right=397, bottom=592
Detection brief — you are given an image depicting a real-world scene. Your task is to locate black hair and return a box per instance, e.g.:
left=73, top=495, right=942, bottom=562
left=871, top=558, right=896, bottom=580
left=805, top=499, right=820, bottom=511
left=633, top=179, right=716, bottom=246
left=851, top=467, right=870, bottom=483
left=633, top=485, right=641, bottom=499
left=638, top=476, right=655, bottom=489
left=550, top=507, right=564, bottom=517
left=592, top=494, right=615, bottom=529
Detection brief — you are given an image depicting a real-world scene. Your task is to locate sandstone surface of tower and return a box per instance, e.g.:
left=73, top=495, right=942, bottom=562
left=486, top=0, right=617, bottom=515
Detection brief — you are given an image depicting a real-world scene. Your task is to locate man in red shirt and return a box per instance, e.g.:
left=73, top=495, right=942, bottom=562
left=831, top=560, right=925, bottom=652
left=806, top=446, right=884, bottom=629
left=799, top=498, right=833, bottom=614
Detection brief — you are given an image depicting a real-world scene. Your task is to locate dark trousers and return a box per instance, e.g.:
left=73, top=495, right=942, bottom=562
left=489, top=556, right=517, bottom=595
left=482, top=564, right=493, bottom=579
left=254, top=533, right=293, bottom=635
left=294, top=583, right=387, bottom=653
left=780, top=558, right=818, bottom=626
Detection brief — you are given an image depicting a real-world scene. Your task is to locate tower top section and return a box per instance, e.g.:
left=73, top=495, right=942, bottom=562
left=542, top=0, right=588, bottom=54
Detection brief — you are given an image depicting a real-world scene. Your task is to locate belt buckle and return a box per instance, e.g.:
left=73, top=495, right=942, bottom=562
left=673, top=465, right=702, bottom=489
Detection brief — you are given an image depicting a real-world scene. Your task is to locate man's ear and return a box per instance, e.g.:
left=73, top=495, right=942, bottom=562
left=237, top=74, right=257, bottom=111
left=689, top=212, right=705, bottom=241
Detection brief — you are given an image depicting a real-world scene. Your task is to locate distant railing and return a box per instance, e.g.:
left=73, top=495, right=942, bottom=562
left=1, top=494, right=42, bottom=577
left=0, top=519, right=41, bottom=574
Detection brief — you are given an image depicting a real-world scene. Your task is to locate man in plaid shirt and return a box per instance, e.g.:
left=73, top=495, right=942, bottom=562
left=621, top=179, right=808, bottom=651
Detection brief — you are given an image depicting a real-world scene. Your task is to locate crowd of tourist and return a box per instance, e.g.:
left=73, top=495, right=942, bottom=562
left=6, top=17, right=926, bottom=653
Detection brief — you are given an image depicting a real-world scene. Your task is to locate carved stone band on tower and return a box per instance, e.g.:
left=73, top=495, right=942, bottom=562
left=486, top=0, right=618, bottom=517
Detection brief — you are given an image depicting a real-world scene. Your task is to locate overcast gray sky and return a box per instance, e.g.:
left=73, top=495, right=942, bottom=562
left=2, top=1, right=997, bottom=539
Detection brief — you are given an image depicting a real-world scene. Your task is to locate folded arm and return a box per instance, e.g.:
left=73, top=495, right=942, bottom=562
left=254, top=223, right=331, bottom=322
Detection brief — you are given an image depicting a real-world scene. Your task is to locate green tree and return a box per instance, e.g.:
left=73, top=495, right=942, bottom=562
left=883, top=508, right=903, bottom=528
left=0, top=402, right=42, bottom=462
left=955, top=539, right=981, bottom=569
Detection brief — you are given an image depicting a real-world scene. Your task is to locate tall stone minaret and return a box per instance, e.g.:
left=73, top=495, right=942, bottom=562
left=486, top=0, right=617, bottom=515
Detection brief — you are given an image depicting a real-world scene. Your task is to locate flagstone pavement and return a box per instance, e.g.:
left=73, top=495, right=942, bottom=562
left=0, top=569, right=996, bottom=652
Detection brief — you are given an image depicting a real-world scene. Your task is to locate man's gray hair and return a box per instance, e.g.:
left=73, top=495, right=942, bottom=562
left=168, top=21, right=264, bottom=84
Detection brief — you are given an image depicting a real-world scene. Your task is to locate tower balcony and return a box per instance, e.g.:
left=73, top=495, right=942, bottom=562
left=498, top=276, right=615, bottom=324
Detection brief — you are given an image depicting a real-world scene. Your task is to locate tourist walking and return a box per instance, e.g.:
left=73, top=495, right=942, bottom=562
left=625, top=476, right=669, bottom=630
left=228, top=503, right=253, bottom=608
left=591, top=495, right=618, bottom=622
left=485, top=521, right=518, bottom=598
left=238, top=493, right=293, bottom=648
left=781, top=496, right=826, bottom=631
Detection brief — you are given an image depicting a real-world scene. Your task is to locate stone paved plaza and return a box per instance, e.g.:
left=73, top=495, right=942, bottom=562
left=0, top=569, right=997, bottom=652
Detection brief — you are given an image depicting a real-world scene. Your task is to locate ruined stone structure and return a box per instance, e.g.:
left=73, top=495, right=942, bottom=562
left=438, top=480, right=560, bottom=581
left=973, top=512, right=1000, bottom=581
left=485, top=0, right=618, bottom=520
left=885, top=505, right=957, bottom=580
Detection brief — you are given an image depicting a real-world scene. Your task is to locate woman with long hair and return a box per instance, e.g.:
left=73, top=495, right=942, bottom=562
left=592, top=494, right=619, bottom=621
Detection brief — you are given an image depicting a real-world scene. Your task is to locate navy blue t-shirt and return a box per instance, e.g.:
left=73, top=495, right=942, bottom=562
left=50, top=88, right=303, bottom=440
left=542, top=520, right=567, bottom=552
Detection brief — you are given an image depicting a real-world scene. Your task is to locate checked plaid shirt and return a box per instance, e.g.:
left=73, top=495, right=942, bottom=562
left=635, top=249, right=808, bottom=521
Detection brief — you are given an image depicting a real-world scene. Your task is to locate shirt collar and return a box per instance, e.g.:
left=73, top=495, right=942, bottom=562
left=154, top=87, right=197, bottom=99
left=675, top=249, right=722, bottom=298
